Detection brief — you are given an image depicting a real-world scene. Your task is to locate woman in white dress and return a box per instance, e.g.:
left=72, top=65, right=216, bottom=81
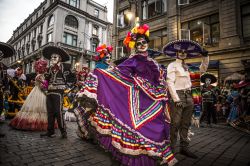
left=10, top=59, right=52, bottom=131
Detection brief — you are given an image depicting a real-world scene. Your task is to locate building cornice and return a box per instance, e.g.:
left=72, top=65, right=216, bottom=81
left=58, top=1, right=110, bottom=25
left=88, top=0, right=107, bottom=12
left=8, top=0, right=111, bottom=44
left=12, top=0, right=47, bottom=34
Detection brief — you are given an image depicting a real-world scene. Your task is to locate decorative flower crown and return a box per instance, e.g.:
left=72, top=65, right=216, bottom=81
left=34, top=59, right=48, bottom=73
left=93, top=44, right=113, bottom=61
left=123, top=24, right=150, bottom=49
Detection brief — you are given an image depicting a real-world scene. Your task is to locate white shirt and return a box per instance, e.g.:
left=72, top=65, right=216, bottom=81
left=167, top=56, right=209, bottom=102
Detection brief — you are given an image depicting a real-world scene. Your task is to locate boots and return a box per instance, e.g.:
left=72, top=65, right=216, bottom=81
left=40, top=132, right=56, bottom=138
left=61, top=131, right=67, bottom=139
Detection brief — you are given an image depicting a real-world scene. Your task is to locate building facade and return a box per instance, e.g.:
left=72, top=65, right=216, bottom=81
left=113, top=0, right=250, bottom=84
left=6, top=0, right=112, bottom=73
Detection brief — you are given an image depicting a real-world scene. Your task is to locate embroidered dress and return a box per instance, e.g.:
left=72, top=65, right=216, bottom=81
left=77, top=54, right=177, bottom=166
left=10, top=74, right=51, bottom=131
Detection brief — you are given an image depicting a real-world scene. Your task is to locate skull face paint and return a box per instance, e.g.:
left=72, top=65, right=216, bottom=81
left=136, top=37, right=148, bottom=53
left=51, top=54, right=61, bottom=65
left=205, top=78, right=211, bottom=85
left=177, top=50, right=187, bottom=60
left=104, top=53, right=111, bottom=65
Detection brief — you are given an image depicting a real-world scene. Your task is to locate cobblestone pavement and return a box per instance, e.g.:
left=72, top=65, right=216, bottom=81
left=0, top=121, right=250, bottom=166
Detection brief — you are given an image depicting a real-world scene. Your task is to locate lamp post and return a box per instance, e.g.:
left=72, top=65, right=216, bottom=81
left=127, top=0, right=140, bottom=27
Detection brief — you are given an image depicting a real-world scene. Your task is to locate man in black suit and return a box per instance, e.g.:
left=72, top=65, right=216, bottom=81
left=40, top=46, right=75, bottom=138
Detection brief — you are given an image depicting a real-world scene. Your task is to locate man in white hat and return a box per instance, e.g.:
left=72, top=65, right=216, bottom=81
left=163, top=39, right=209, bottom=158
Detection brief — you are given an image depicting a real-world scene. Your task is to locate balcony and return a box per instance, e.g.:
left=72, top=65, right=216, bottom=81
left=57, top=42, right=83, bottom=52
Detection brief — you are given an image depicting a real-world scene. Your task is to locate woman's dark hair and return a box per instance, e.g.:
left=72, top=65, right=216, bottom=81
left=113, top=57, right=128, bottom=66
left=136, top=34, right=149, bottom=43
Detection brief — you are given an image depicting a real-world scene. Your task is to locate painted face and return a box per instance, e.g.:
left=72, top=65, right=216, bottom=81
left=51, top=53, right=61, bottom=65
left=177, top=50, right=187, bottom=60
left=205, top=78, right=211, bottom=85
left=136, top=38, right=148, bottom=53
left=104, top=54, right=111, bottom=65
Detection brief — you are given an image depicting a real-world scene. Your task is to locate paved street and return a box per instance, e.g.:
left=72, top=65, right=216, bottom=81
left=0, top=121, right=250, bottom=166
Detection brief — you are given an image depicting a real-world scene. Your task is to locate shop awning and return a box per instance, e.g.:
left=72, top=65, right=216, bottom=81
left=188, top=60, right=219, bottom=69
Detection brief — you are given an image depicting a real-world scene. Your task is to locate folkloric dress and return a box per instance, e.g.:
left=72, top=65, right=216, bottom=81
left=76, top=54, right=177, bottom=166
left=10, top=74, right=50, bottom=131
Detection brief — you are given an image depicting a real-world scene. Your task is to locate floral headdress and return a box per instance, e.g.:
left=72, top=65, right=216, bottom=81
left=123, top=24, right=150, bottom=49
left=93, top=44, right=113, bottom=61
left=34, top=59, right=48, bottom=74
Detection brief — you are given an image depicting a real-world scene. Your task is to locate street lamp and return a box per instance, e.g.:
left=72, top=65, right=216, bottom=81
left=126, top=12, right=133, bottom=22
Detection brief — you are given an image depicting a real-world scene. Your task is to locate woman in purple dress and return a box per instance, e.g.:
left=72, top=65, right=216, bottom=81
left=77, top=24, right=177, bottom=166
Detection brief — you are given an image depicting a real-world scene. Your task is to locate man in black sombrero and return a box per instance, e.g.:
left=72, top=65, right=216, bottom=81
left=201, top=73, right=217, bottom=127
left=163, top=39, right=209, bottom=158
left=0, top=42, right=15, bottom=138
left=40, top=46, right=73, bottom=138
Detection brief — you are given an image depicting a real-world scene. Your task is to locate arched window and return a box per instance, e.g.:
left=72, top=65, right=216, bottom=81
left=48, top=15, right=54, bottom=27
left=65, top=15, right=78, bottom=29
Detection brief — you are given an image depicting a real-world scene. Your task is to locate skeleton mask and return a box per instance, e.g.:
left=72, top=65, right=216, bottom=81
left=51, top=53, right=61, bottom=65
left=205, top=78, right=211, bottom=85
left=136, top=38, right=148, bottom=53
left=104, top=54, right=111, bottom=65
left=177, top=50, right=187, bottom=60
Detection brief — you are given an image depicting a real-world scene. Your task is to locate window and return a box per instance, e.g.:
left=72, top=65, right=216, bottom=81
left=142, top=0, right=167, bottom=20
left=91, top=37, right=99, bottom=52
left=148, top=29, right=168, bottom=51
left=116, top=40, right=128, bottom=59
left=91, top=43, right=98, bottom=52
left=241, top=4, right=250, bottom=39
left=178, top=0, right=189, bottom=5
left=68, top=0, right=79, bottom=8
left=63, top=32, right=77, bottom=46
left=94, top=9, right=99, bottom=18
left=47, top=33, right=52, bottom=42
left=48, top=15, right=54, bottom=27
left=39, top=24, right=43, bottom=33
left=34, top=28, right=37, bottom=37
left=65, top=15, right=78, bottom=29
left=181, top=14, right=220, bottom=46
left=28, top=33, right=31, bottom=41
left=93, top=26, right=98, bottom=36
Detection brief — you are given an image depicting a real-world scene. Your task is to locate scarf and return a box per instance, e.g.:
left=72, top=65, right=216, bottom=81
left=188, top=65, right=202, bottom=117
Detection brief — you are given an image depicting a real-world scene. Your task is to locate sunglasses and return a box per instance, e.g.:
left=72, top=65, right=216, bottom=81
left=136, top=40, right=147, bottom=47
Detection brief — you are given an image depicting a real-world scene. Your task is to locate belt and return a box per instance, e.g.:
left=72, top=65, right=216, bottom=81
left=48, top=85, right=65, bottom=90
left=176, top=89, right=191, bottom=94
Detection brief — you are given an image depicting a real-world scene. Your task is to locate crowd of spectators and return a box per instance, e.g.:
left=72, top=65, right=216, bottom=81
left=207, top=81, right=250, bottom=126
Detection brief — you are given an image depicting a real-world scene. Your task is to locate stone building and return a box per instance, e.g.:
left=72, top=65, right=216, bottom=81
left=113, top=0, right=250, bottom=84
left=6, top=0, right=112, bottom=73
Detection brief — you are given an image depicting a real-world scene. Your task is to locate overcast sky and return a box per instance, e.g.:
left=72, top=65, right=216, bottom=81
left=0, top=0, right=113, bottom=42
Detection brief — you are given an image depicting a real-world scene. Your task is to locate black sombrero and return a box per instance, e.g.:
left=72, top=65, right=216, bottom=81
left=0, top=42, right=15, bottom=59
left=42, top=46, right=69, bottom=62
left=163, top=39, right=204, bottom=58
left=201, top=73, right=217, bottom=84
